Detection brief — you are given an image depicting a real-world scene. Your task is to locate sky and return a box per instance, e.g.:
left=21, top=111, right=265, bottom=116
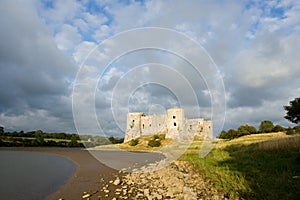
left=0, top=0, right=299, bottom=137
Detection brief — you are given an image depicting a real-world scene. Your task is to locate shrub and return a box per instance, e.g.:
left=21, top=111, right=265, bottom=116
left=158, top=134, right=166, bottom=140
left=218, top=130, right=228, bottom=139
left=148, top=139, right=161, bottom=147
left=259, top=120, right=274, bottom=133
left=129, top=139, right=139, bottom=146
left=272, top=125, right=285, bottom=132
left=294, top=125, right=300, bottom=134
left=286, top=127, right=295, bottom=135
left=152, top=134, right=159, bottom=140
left=237, top=125, right=257, bottom=137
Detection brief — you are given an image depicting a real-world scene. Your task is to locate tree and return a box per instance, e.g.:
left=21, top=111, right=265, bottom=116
left=237, top=125, right=257, bottom=137
left=0, top=126, right=4, bottom=134
left=259, top=120, right=274, bottom=133
left=68, top=134, right=80, bottom=147
left=284, top=97, right=300, bottom=124
left=218, top=130, right=228, bottom=139
left=129, top=139, right=139, bottom=146
left=272, top=125, right=285, bottom=132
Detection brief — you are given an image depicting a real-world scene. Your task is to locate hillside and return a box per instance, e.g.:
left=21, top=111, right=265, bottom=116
left=182, top=132, right=300, bottom=199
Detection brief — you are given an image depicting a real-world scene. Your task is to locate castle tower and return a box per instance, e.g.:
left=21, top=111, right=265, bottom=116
left=124, top=112, right=143, bottom=142
left=166, top=107, right=185, bottom=139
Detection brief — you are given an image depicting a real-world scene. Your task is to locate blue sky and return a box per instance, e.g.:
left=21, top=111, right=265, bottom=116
left=0, top=0, right=299, bottom=137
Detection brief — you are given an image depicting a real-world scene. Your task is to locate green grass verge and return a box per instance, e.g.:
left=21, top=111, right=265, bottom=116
left=181, top=133, right=300, bottom=199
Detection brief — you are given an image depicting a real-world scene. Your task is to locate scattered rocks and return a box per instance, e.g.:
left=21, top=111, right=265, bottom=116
left=113, top=177, right=121, bottom=185
left=96, top=159, right=227, bottom=199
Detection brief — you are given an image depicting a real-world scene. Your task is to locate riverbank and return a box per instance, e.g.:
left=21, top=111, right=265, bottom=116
left=0, top=147, right=124, bottom=199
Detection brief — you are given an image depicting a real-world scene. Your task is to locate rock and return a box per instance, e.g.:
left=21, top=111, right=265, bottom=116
left=109, top=180, right=113, bottom=183
left=113, top=177, right=121, bottom=185
left=104, top=189, right=110, bottom=193
left=144, top=188, right=150, bottom=196
left=112, top=198, right=117, bottom=200
left=82, top=194, right=90, bottom=199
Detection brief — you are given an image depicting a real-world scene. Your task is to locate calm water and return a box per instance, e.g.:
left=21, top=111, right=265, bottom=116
left=0, top=151, right=76, bottom=200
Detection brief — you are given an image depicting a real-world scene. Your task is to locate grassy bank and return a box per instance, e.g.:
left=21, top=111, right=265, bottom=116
left=181, top=133, right=300, bottom=199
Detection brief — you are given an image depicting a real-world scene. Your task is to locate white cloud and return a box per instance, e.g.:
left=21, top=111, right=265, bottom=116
left=1, top=0, right=300, bottom=136
left=55, top=24, right=82, bottom=51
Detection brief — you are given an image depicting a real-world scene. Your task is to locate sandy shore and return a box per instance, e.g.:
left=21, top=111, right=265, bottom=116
left=1, top=147, right=226, bottom=199
left=1, top=147, right=124, bottom=200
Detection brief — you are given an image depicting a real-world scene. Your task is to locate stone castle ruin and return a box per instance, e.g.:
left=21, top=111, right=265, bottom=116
left=124, top=107, right=212, bottom=142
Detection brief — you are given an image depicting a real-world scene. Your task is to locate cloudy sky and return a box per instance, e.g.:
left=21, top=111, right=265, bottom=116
left=0, top=0, right=299, bottom=137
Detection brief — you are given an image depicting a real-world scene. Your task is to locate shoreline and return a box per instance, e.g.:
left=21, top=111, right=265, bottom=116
left=0, top=147, right=123, bottom=200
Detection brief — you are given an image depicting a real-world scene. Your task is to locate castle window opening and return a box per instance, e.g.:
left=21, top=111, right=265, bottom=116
left=190, top=125, right=192, bottom=129
left=173, top=115, right=176, bottom=119
left=143, top=124, right=144, bottom=129
left=174, top=122, right=176, bottom=126
left=132, top=120, right=135, bottom=122
left=150, top=124, right=151, bottom=127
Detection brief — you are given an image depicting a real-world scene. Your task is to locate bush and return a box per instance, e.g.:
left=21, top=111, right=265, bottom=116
left=286, top=127, right=295, bottom=135
left=129, top=139, right=139, bottom=146
left=218, top=130, right=228, bottom=139
left=158, top=134, right=166, bottom=140
left=148, top=139, right=161, bottom=147
left=237, top=125, right=257, bottom=137
left=294, top=125, right=300, bottom=134
left=259, top=120, right=274, bottom=133
left=152, top=134, right=159, bottom=140
left=272, top=125, right=285, bottom=132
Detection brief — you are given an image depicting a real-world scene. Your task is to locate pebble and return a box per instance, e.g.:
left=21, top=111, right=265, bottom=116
left=113, top=177, right=121, bottom=185
left=82, top=194, right=90, bottom=199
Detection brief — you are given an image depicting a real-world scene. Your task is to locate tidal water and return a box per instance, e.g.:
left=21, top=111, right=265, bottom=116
left=0, top=150, right=75, bottom=200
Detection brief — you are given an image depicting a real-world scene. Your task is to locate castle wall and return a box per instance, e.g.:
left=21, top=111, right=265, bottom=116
left=202, top=120, right=213, bottom=136
left=166, top=108, right=185, bottom=139
left=124, top=108, right=213, bottom=142
left=124, top=112, right=144, bottom=142
left=141, top=114, right=166, bottom=136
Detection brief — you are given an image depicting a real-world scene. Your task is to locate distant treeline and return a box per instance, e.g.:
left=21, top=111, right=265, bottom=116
left=218, top=120, right=300, bottom=140
left=0, top=127, right=124, bottom=147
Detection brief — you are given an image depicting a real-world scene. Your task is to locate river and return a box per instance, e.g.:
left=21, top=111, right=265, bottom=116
left=0, top=150, right=75, bottom=200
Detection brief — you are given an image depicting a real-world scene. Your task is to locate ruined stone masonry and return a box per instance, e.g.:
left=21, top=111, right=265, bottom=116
left=124, top=107, right=212, bottom=142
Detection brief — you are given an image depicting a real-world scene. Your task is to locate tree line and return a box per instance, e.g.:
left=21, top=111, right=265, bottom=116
left=0, top=128, right=123, bottom=147
left=218, top=97, right=300, bottom=139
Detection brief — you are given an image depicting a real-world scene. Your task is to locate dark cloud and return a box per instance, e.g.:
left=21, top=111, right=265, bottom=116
left=0, top=0, right=76, bottom=132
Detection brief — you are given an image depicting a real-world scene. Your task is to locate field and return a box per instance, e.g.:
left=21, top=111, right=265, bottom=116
left=181, top=132, right=300, bottom=199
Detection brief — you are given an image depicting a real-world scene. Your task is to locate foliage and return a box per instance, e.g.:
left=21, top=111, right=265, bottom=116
left=108, top=136, right=124, bottom=144
left=148, top=139, right=161, bottom=147
left=284, top=97, right=300, bottom=124
left=0, top=128, right=124, bottom=147
left=237, top=125, right=257, bottom=137
left=129, top=139, right=139, bottom=146
left=0, top=126, right=4, bottom=134
left=218, top=129, right=239, bottom=140
left=130, top=121, right=135, bottom=128
left=272, top=125, right=285, bottom=132
left=286, top=126, right=300, bottom=135
left=152, top=134, right=159, bottom=140
left=259, top=120, right=274, bottom=133
left=217, top=130, right=228, bottom=139
left=158, top=134, right=166, bottom=140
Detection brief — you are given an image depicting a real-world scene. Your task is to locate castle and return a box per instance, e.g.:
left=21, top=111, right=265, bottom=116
left=124, top=107, right=212, bottom=142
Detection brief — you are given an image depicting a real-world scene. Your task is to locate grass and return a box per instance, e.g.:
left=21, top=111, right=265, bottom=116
left=91, top=134, right=172, bottom=151
left=181, top=133, right=300, bottom=199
